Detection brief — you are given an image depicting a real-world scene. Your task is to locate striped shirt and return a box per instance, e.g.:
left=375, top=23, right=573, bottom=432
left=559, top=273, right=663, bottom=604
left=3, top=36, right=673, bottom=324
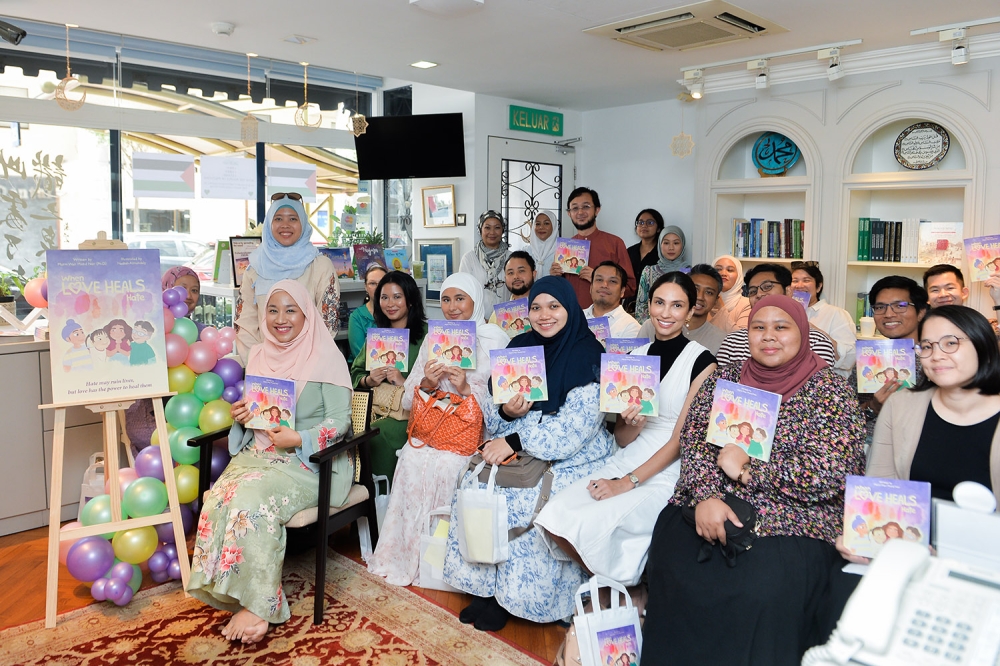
left=716, top=327, right=837, bottom=368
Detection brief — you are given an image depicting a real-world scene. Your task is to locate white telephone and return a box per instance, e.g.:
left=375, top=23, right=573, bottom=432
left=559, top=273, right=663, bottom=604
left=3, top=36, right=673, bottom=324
left=804, top=539, right=1000, bottom=666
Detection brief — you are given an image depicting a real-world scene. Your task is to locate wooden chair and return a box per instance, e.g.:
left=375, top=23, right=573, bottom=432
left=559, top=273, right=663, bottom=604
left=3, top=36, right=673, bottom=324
left=192, top=388, right=381, bottom=624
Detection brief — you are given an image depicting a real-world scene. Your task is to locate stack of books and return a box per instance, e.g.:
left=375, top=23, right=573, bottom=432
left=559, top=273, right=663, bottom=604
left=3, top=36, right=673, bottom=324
left=856, top=219, right=962, bottom=264
left=731, top=218, right=804, bottom=259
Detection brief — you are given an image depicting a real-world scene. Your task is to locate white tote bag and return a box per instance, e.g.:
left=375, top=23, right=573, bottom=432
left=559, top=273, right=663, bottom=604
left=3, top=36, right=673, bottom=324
left=573, top=575, right=643, bottom=666
left=358, top=474, right=390, bottom=562
left=456, top=460, right=509, bottom=564
left=418, top=506, right=459, bottom=592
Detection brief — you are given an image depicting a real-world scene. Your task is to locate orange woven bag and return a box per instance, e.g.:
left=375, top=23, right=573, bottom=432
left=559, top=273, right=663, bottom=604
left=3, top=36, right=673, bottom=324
left=407, top=386, right=483, bottom=456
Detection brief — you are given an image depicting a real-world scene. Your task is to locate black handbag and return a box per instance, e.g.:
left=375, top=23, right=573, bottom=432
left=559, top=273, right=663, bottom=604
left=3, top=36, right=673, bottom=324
left=681, top=493, right=761, bottom=568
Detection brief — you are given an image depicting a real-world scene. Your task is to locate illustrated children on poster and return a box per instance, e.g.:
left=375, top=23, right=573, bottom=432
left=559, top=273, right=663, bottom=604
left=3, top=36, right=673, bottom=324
left=490, top=346, right=548, bottom=404
left=965, top=234, right=1000, bottom=282
left=842, top=475, right=930, bottom=558
left=61, top=319, right=94, bottom=372
left=599, top=354, right=660, bottom=417
left=706, top=379, right=781, bottom=462
left=426, top=320, right=477, bottom=369
left=555, top=238, right=590, bottom=275
left=129, top=321, right=157, bottom=365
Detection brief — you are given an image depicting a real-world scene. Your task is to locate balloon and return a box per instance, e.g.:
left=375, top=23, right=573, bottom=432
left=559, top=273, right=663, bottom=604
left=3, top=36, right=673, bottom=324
left=149, top=424, right=176, bottom=447
left=162, top=306, right=175, bottom=334
left=125, top=563, right=142, bottom=593
left=215, top=337, right=234, bottom=356
left=162, top=289, right=180, bottom=306
left=151, top=569, right=170, bottom=584
left=134, top=446, right=166, bottom=481
left=75, top=293, right=90, bottom=315
left=164, top=393, right=204, bottom=430
left=199, top=326, right=219, bottom=343
left=235, top=380, right=245, bottom=395
left=218, top=326, right=237, bottom=342
left=80, top=495, right=115, bottom=539
left=222, top=385, right=241, bottom=403
left=104, top=577, right=127, bottom=602
left=199, top=399, right=234, bottom=433
left=172, top=317, right=199, bottom=345
left=167, top=559, right=182, bottom=580
left=168, top=426, right=203, bottom=465
left=91, top=577, right=109, bottom=601
left=162, top=543, right=178, bottom=561
left=66, top=537, right=116, bottom=582
left=59, top=521, right=84, bottom=566
left=173, top=286, right=188, bottom=301
left=165, top=333, right=190, bottom=368
left=192, top=372, right=224, bottom=404
left=40, top=280, right=48, bottom=301
left=213, top=358, right=244, bottom=387
left=115, top=585, right=134, bottom=607
left=186, top=341, right=219, bottom=375
left=112, top=526, right=159, bottom=564
left=169, top=302, right=189, bottom=319
left=23, top=277, right=48, bottom=308
left=210, top=445, right=231, bottom=482
left=104, top=467, right=139, bottom=496
left=122, top=476, right=168, bottom=518
left=109, top=561, right=135, bottom=583
left=167, top=364, right=196, bottom=394
left=174, top=465, right=200, bottom=504
left=155, top=503, right=194, bottom=543
left=147, top=551, right=169, bottom=573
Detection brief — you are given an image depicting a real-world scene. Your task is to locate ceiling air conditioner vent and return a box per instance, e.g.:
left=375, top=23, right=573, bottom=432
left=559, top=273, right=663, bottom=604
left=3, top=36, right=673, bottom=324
left=585, top=0, right=787, bottom=52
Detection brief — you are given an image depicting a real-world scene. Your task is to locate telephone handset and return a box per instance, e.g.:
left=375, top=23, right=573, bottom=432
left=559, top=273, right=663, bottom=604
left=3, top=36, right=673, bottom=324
left=804, top=539, right=1000, bottom=666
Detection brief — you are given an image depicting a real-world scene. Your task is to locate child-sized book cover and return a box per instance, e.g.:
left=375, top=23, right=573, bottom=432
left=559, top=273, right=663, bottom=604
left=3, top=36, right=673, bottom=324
left=383, top=247, right=410, bottom=272
left=555, top=237, right=590, bottom=275
left=426, top=319, right=477, bottom=368
left=365, top=328, right=410, bottom=371
left=494, top=298, right=531, bottom=338
left=705, top=379, right=781, bottom=462
left=964, top=234, right=1000, bottom=282
left=588, top=316, right=611, bottom=345
left=918, top=222, right=963, bottom=266
left=599, top=353, right=660, bottom=417
left=596, top=625, right=641, bottom=666
left=242, top=375, right=297, bottom=430
left=791, top=290, right=811, bottom=311
left=353, top=243, right=387, bottom=279
left=855, top=339, right=917, bottom=392
left=842, top=475, right=931, bottom=559
left=320, top=247, right=354, bottom=279
left=605, top=338, right=649, bottom=355
left=46, top=249, right=169, bottom=404
left=490, top=346, right=547, bottom=404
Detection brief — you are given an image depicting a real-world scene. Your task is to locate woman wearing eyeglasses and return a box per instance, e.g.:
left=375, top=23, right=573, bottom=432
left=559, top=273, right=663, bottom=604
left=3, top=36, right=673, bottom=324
left=625, top=209, right=664, bottom=311
left=460, top=211, right=510, bottom=313
left=235, top=193, right=340, bottom=363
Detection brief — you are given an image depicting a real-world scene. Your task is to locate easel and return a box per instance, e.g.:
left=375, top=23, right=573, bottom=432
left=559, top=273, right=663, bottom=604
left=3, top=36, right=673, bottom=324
left=40, top=233, right=191, bottom=628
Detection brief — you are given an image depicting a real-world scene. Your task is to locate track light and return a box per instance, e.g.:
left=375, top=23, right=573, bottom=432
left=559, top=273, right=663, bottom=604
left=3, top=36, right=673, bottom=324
left=827, top=57, right=844, bottom=81
left=755, top=71, right=769, bottom=89
left=747, top=59, right=769, bottom=89
left=689, top=81, right=704, bottom=99
left=683, top=69, right=704, bottom=99
left=952, top=43, right=969, bottom=64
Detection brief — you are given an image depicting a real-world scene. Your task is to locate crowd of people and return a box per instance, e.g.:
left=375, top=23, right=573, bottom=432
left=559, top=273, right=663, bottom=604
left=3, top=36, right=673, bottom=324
left=179, top=188, right=999, bottom=664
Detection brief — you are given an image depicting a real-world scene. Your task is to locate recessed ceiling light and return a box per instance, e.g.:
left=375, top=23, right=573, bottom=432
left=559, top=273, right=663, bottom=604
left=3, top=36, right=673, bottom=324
left=283, top=34, right=316, bottom=45
left=410, top=61, right=438, bottom=69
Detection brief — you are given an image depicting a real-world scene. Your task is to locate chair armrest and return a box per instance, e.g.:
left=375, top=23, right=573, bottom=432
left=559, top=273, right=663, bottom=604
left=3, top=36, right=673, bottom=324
left=308, top=427, right=380, bottom=465
left=188, top=427, right=231, bottom=450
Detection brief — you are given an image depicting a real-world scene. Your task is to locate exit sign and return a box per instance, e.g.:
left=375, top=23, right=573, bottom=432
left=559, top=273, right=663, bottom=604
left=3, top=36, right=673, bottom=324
left=509, top=105, right=563, bottom=136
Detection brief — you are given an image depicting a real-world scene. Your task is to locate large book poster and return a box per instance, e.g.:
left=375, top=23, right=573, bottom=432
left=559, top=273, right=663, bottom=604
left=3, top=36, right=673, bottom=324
left=47, top=249, right=169, bottom=404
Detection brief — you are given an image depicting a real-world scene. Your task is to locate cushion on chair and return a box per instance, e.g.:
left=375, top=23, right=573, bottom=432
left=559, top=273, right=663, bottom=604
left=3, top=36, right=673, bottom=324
left=285, top=483, right=370, bottom=528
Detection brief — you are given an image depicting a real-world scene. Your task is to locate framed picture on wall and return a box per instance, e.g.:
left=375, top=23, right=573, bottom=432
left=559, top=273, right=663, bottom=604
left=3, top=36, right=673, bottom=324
left=416, top=238, right=459, bottom=302
left=230, top=236, right=262, bottom=288
left=421, top=185, right=457, bottom=227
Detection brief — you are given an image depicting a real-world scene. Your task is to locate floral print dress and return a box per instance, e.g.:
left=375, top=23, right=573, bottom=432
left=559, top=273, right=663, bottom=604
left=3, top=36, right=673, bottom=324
left=187, top=381, right=352, bottom=624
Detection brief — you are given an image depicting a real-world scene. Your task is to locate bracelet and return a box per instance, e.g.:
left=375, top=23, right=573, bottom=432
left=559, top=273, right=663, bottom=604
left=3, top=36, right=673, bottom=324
left=993, top=305, right=1000, bottom=311
left=738, top=462, right=752, bottom=485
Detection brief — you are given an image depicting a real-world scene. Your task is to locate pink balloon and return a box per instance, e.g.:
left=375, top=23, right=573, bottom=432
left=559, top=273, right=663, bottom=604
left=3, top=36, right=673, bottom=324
left=218, top=327, right=237, bottom=342
left=199, top=326, right=219, bottom=343
left=185, top=341, right=219, bottom=374
left=59, top=521, right=83, bottom=566
left=104, top=467, right=139, bottom=496
left=162, top=306, right=175, bottom=334
left=165, top=333, right=189, bottom=368
left=215, top=337, right=233, bottom=356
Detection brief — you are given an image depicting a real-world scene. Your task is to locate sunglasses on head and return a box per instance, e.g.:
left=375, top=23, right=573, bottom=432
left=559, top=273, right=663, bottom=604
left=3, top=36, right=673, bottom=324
left=791, top=260, right=819, bottom=270
left=270, top=192, right=303, bottom=202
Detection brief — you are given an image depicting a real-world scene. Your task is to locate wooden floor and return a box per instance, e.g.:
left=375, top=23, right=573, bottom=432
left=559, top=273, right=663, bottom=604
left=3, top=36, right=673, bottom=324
left=0, top=524, right=564, bottom=664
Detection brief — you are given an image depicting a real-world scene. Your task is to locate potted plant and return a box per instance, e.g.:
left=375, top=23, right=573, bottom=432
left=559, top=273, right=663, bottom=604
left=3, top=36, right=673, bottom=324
left=0, top=269, right=25, bottom=318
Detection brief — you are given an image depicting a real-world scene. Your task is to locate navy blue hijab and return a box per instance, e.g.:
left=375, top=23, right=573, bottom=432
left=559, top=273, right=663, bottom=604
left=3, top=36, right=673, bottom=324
left=509, top=276, right=604, bottom=413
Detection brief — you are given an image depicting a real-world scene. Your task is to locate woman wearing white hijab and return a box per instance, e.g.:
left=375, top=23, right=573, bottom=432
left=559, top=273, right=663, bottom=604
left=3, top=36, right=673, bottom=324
left=709, top=254, right=751, bottom=334
left=367, top=272, right=509, bottom=586
left=529, top=209, right=559, bottom=277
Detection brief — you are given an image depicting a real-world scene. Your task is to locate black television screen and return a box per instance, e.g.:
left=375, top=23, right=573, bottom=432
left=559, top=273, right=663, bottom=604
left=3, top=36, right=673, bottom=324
left=354, top=113, right=466, bottom=181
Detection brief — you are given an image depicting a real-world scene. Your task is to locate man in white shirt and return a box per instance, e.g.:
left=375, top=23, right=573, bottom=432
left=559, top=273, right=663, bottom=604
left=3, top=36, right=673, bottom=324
left=583, top=261, right=641, bottom=338
left=487, top=251, right=537, bottom=326
left=791, top=262, right=856, bottom=377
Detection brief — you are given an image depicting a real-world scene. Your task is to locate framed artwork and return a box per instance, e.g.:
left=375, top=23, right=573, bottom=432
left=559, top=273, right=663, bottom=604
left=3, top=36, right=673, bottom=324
left=421, top=185, right=457, bottom=227
left=416, top=238, right=459, bottom=302
left=230, top=236, right=262, bottom=288
left=456, top=213, right=467, bottom=226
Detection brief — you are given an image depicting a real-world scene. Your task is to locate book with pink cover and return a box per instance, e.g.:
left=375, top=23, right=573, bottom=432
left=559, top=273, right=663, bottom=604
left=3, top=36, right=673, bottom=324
left=426, top=319, right=477, bottom=368
left=605, top=338, right=649, bottom=355
left=587, top=316, right=611, bottom=345
left=842, top=475, right=930, bottom=559
left=493, top=298, right=531, bottom=338
left=490, top=346, right=547, bottom=404
left=555, top=238, right=590, bottom=275
left=599, top=353, right=660, bottom=417
left=855, top=339, right=916, bottom=392
left=365, top=328, right=410, bottom=371
left=243, top=375, right=296, bottom=430
left=705, top=379, right=781, bottom=462
left=964, top=234, right=1000, bottom=282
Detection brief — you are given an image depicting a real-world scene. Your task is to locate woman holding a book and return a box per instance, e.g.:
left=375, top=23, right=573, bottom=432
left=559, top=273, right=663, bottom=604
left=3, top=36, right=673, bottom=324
left=529, top=209, right=559, bottom=278
left=188, top=279, right=354, bottom=645
left=346, top=264, right=388, bottom=364
left=709, top=254, right=752, bottom=334
left=234, top=193, right=340, bottom=364
left=642, top=294, right=866, bottom=665
left=366, top=273, right=508, bottom=586
left=443, top=276, right=616, bottom=632
left=460, top=210, right=510, bottom=313
left=634, top=226, right=691, bottom=323
left=349, top=271, right=427, bottom=481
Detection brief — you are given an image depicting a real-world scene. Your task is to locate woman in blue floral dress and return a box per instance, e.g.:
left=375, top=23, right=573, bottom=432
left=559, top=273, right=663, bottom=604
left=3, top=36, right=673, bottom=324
left=187, top=279, right=354, bottom=644
left=443, top=276, right=615, bottom=630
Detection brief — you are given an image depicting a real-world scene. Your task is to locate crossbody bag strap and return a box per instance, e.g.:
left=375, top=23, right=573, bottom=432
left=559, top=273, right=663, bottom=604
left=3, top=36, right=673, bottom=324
left=507, top=468, right=554, bottom=541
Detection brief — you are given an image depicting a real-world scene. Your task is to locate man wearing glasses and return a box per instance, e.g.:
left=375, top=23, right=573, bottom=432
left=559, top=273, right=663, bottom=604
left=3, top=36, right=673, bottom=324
left=550, top=187, right=636, bottom=309
left=715, top=263, right=836, bottom=367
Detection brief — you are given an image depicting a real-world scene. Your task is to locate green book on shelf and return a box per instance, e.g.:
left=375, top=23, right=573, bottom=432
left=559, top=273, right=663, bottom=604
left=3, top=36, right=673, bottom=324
left=857, top=218, right=866, bottom=261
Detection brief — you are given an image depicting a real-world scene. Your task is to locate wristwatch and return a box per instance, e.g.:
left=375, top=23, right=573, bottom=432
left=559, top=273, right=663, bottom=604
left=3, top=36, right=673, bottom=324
left=628, top=473, right=640, bottom=488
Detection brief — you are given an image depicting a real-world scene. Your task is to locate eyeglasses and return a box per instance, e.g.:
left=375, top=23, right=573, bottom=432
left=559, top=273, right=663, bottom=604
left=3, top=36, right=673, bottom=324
left=744, top=280, right=780, bottom=298
left=270, top=192, right=303, bottom=202
left=790, top=260, right=819, bottom=270
left=568, top=204, right=594, bottom=213
left=872, top=301, right=913, bottom=315
left=635, top=218, right=658, bottom=227
left=914, top=335, right=968, bottom=358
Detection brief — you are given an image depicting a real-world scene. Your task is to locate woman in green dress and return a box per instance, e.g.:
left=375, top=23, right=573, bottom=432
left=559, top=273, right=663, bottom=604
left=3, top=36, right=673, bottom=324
left=349, top=271, right=427, bottom=482
left=188, top=279, right=354, bottom=644
left=347, top=264, right=388, bottom=364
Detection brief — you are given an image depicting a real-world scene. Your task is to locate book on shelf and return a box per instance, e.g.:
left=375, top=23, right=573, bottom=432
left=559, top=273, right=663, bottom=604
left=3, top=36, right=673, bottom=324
left=964, top=233, right=1000, bottom=282
left=599, top=353, right=660, bottom=417
left=705, top=379, right=781, bottom=462
left=383, top=247, right=410, bottom=272
left=842, top=475, right=931, bottom=559
left=731, top=218, right=804, bottom=259
left=855, top=339, right=917, bottom=392
left=857, top=219, right=948, bottom=264
left=919, top=222, right=963, bottom=266
left=319, top=247, right=354, bottom=279
left=490, top=346, right=547, bottom=404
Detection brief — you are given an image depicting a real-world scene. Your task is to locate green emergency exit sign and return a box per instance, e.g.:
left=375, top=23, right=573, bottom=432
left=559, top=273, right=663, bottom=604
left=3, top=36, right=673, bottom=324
left=509, top=105, right=563, bottom=136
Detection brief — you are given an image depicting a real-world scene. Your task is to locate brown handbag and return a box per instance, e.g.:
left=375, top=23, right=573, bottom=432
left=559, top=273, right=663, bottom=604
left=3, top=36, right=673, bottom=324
left=407, top=387, right=483, bottom=456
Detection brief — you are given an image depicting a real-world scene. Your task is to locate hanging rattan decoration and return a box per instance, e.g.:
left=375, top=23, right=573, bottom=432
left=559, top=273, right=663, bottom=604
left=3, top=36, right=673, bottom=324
left=350, top=70, right=367, bottom=137
left=294, top=62, right=322, bottom=131
left=55, top=24, right=86, bottom=111
left=670, top=105, right=694, bottom=158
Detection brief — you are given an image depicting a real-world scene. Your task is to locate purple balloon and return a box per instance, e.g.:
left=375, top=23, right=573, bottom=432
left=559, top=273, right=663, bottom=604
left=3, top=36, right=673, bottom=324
left=167, top=559, right=182, bottom=580
left=91, top=577, right=109, bottom=601
left=41, top=281, right=48, bottom=301
left=235, top=380, right=245, bottom=395
left=66, top=537, right=116, bottom=583
left=115, top=585, right=134, bottom=607
left=162, top=289, right=180, bottom=306
left=134, top=446, right=165, bottom=481
left=210, top=445, right=231, bottom=482
left=151, top=569, right=170, bottom=583
left=189, top=497, right=201, bottom=515
left=162, top=543, right=178, bottom=561
left=155, top=503, right=194, bottom=542
left=104, top=577, right=127, bottom=602
left=212, top=358, right=244, bottom=388
left=169, top=302, right=189, bottom=318
left=147, top=551, right=170, bottom=573
left=172, top=286, right=188, bottom=301
left=221, top=385, right=241, bottom=404
left=109, top=561, right=135, bottom=583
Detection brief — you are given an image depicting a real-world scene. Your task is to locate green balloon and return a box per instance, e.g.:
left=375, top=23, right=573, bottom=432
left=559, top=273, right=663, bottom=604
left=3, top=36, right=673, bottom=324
left=164, top=392, right=204, bottom=430
left=199, top=398, right=235, bottom=433
left=172, top=317, right=199, bottom=345
left=168, top=426, right=203, bottom=465
left=193, top=371, right=225, bottom=403
left=80, top=494, right=115, bottom=539
left=121, top=476, right=168, bottom=518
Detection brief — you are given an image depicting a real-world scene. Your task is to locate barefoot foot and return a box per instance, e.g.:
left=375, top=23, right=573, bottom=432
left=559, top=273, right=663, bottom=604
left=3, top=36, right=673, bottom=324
left=222, top=608, right=269, bottom=644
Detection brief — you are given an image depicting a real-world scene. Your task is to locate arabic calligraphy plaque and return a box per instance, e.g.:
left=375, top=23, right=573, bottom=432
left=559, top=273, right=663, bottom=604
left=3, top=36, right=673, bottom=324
left=752, top=132, right=800, bottom=177
left=894, top=122, right=949, bottom=170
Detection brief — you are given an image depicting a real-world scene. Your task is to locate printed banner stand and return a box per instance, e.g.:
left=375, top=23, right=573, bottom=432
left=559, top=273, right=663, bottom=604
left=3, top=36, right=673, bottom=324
left=40, top=233, right=188, bottom=628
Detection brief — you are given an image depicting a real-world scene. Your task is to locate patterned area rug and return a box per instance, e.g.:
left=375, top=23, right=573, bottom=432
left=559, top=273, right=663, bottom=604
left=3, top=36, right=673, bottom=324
left=0, top=551, right=544, bottom=665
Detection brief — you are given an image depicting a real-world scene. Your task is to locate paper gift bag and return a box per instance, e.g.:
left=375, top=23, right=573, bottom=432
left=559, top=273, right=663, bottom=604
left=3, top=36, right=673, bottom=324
left=418, top=506, right=459, bottom=592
